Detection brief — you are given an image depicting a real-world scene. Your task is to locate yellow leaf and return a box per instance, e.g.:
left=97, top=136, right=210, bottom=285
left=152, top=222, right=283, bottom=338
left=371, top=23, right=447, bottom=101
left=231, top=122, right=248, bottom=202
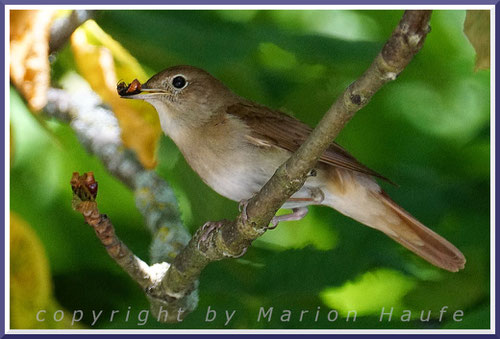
left=10, top=10, right=56, bottom=112
left=10, top=212, right=83, bottom=329
left=71, top=20, right=161, bottom=168
left=464, top=10, right=490, bottom=71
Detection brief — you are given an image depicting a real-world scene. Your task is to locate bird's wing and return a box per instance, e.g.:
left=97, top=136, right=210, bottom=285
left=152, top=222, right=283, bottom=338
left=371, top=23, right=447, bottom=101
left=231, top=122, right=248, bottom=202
left=226, top=101, right=392, bottom=183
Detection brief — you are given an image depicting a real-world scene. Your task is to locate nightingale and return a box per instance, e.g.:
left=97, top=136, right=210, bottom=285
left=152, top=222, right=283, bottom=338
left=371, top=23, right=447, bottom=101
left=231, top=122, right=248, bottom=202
left=119, top=65, right=466, bottom=272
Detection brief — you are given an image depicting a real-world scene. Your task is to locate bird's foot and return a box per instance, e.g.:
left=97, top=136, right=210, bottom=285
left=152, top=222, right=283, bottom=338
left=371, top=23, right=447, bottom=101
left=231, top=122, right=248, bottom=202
left=268, top=207, right=309, bottom=229
left=226, top=246, right=248, bottom=259
left=197, top=220, right=224, bottom=250
left=197, top=220, right=248, bottom=259
left=238, top=198, right=250, bottom=223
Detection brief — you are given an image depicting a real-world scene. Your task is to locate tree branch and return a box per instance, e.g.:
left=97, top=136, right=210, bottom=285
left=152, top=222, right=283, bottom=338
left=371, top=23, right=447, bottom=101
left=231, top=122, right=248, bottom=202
left=245, top=10, right=432, bottom=230
left=70, top=172, right=160, bottom=290
left=149, top=10, right=433, bottom=307
left=45, top=10, right=432, bottom=323
left=49, top=10, right=95, bottom=53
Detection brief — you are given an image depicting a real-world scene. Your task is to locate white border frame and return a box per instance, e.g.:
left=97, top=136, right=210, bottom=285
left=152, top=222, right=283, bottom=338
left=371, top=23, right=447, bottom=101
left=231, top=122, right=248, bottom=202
left=4, top=4, right=496, bottom=335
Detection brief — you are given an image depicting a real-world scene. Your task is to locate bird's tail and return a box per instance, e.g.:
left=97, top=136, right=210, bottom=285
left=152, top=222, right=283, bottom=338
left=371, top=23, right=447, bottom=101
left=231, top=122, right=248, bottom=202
left=323, top=169, right=466, bottom=272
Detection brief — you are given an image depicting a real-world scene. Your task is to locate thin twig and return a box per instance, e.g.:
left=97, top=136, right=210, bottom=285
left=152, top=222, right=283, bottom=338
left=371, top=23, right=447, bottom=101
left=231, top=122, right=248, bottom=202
left=44, top=84, right=196, bottom=322
left=70, top=172, right=159, bottom=290
left=45, top=87, right=188, bottom=250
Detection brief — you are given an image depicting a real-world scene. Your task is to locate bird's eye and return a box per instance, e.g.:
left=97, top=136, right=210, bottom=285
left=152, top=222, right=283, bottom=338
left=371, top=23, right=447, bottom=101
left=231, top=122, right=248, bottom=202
left=172, top=75, right=187, bottom=89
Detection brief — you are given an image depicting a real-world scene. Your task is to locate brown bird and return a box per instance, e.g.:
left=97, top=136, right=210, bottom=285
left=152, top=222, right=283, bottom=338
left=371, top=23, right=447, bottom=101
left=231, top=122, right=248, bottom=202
left=119, top=65, right=466, bottom=272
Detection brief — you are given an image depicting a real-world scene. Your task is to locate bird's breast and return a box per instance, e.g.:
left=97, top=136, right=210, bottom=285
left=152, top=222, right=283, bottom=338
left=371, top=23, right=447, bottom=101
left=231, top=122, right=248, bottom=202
left=169, top=116, right=288, bottom=202
left=183, top=136, right=287, bottom=202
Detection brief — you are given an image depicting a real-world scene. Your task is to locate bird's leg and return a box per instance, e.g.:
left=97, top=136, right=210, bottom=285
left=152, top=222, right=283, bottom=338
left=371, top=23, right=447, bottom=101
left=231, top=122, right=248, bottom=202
left=269, top=207, right=309, bottom=229
left=287, top=187, right=324, bottom=204
left=239, top=198, right=308, bottom=230
left=240, top=188, right=321, bottom=230
left=267, top=188, right=323, bottom=229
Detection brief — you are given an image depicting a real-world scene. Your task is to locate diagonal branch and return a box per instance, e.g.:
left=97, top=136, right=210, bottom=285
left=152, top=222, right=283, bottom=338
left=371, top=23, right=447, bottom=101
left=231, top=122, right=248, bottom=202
left=45, top=10, right=432, bottom=323
left=244, top=10, right=432, bottom=230
left=70, top=172, right=160, bottom=290
left=150, top=10, right=433, bottom=307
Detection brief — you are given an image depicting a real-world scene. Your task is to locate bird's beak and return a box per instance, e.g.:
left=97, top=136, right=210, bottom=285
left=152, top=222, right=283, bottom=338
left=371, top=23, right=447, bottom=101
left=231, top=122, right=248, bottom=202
left=120, top=88, right=169, bottom=100
left=117, top=79, right=170, bottom=100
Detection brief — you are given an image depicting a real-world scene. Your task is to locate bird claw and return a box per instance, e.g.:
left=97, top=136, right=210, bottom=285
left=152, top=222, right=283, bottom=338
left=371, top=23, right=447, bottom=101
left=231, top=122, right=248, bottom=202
left=197, top=220, right=249, bottom=259
left=239, top=197, right=280, bottom=230
left=238, top=199, right=249, bottom=223
left=226, top=246, right=248, bottom=259
left=267, top=217, right=280, bottom=230
left=268, top=207, right=309, bottom=230
left=197, top=220, right=224, bottom=250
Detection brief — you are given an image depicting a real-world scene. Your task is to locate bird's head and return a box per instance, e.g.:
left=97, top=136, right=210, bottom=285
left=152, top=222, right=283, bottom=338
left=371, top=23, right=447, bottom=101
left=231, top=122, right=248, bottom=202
left=120, top=65, right=237, bottom=130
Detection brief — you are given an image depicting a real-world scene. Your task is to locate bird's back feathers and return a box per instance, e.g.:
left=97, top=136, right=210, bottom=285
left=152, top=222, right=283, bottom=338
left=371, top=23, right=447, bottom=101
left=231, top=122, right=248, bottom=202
left=226, top=101, right=392, bottom=183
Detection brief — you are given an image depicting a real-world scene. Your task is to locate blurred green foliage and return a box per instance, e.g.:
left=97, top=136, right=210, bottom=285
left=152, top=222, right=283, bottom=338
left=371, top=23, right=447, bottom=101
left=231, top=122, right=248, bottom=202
left=10, top=10, right=489, bottom=329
